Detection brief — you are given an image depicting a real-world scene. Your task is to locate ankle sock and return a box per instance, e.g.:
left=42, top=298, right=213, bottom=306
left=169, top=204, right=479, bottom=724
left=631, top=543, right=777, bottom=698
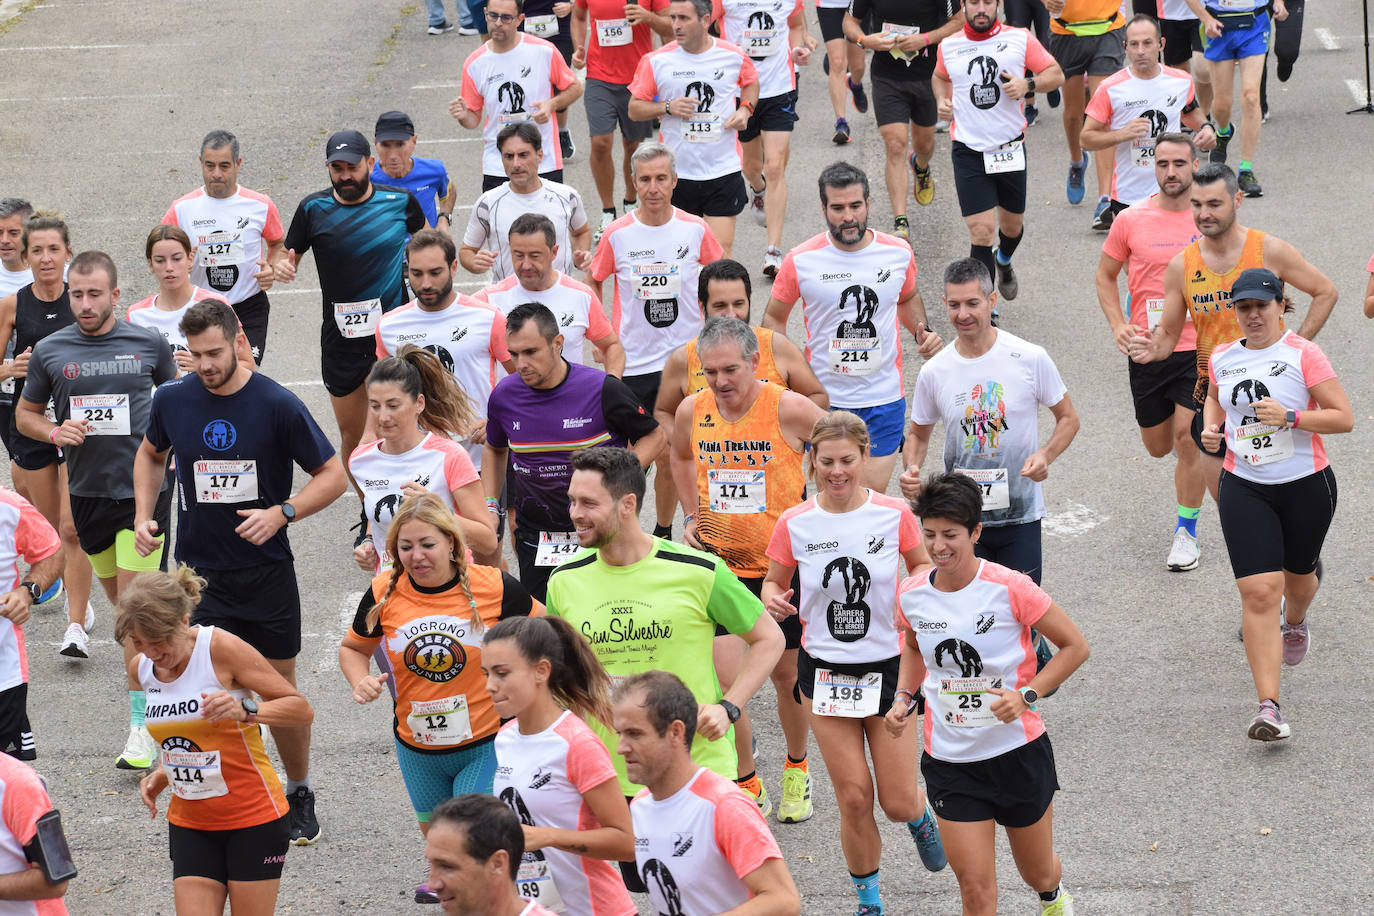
left=1176, top=505, right=1200, bottom=537
left=653, top=524, right=672, bottom=539
left=286, top=776, right=313, bottom=795
left=130, top=690, right=146, bottom=729
left=850, top=869, right=880, bottom=908
left=784, top=753, right=808, bottom=772
left=1239, top=160, right=1253, bottom=172
left=735, top=771, right=762, bottom=796
left=1039, top=884, right=1063, bottom=903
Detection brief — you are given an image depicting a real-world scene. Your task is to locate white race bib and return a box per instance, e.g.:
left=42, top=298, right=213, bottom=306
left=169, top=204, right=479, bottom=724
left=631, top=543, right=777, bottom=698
left=1235, top=422, right=1294, bottom=466
left=707, top=468, right=766, bottom=514
left=632, top=262, right=681, bottom=299
left=70, top=394, right=130, bottom=436
left=333, top=299, right=381, bottom=339
left=937, top=676, right=1000, bottom=727
left=517, top=857, right=566, bottom=912
left=883, top=22, right=920, bottom=62
left=811, top=668, right=882, bottom=718
left=0, top=376, right=13, bottom=395
left=743, top=28, right=781, bottom=58
left=955, top=467, right=1010, bottom=511
left=1144, top=297, right=1165, bottom=330
left=983, top=140, right=1026, bottom=174
left=1130, top=137, right=1156, bottom=168
left=194, top=459, right=259, bottom=504
left=683, top=112, right=722, bottom=143
left=828, top=337, right=879, bottom=376
left=525, top=13, right=559, bottom=36
left=198, top=231, right=246, bottom=267
left=162, top=749, right=230, bottom=800
left=596, top=18, right=631, bottom=45
left=535, top=531, right=579, bottom=567
left=497, top=110, right=533, bottom=124
left=407, top=695, right=473, bottom=746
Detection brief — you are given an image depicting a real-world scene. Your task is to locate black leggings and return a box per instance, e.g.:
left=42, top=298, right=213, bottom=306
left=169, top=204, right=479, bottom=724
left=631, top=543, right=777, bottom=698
left=975, top=520, right=1043, bottom=585
left=1217, top=465, right=1334, bottom=579
left=1004, top=0, right=1050, bottom=41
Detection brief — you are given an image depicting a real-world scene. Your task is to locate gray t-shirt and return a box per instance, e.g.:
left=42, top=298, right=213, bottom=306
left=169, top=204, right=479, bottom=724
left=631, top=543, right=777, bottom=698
left=22, top=321, right=176, bottom=498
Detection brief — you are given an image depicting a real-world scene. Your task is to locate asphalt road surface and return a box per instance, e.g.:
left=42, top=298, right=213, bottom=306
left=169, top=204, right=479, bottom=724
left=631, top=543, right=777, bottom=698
left=3, top=0, right=1374, bottom=912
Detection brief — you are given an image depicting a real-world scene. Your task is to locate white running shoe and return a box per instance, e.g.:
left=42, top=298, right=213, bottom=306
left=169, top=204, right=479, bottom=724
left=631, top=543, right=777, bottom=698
left=749, top=184, right=767, bottom=227
left=1166, top=528, right=1199, bottom=571
left=594, top=209, right=615, bottom=246
left=59, top=622, right=89, bottom=659
left=83, top=604, right=94, bottom=630
left=762, top=247, right=783, bottom=277
left=116, top=725, right=158, bottom=770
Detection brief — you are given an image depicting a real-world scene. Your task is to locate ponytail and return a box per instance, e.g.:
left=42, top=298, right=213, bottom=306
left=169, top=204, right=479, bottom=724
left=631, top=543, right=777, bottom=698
left=484, top=616, right=614, bottom=727
left=365, top=344, right=478, bottom=441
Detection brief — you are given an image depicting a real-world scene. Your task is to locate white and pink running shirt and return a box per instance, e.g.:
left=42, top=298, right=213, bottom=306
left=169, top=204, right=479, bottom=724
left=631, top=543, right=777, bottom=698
left=936, top=23, right=1055, bottom=152
left=590, top=210, right=723, bottom=376
left=770, top=230, right=916, bottom=409
left=767, top=490, right=921, bottom=665
left=460, top=34, right=579, bottom=177
left=0, top=489, right=60, bottom=692
left=629, top=39, right=758, bottom=180
left=712, top=0, right=804, bottom=99
left=1085, top=66, right=1196, bottom=205
left=1210, top=331, right=1337, bottom=485
left=462, top=179, right=589, bottom=283
left=474, top=271, right=613, bottom=367
left=127, top=286, right=222, bottom=370
left=1101, top=195, right=1199, bottom=349
left=631, top=767, right=782, bottom=916
left=494, top=712, right=638, bottom=916
left=897, top=560, right=1049, bottom=763
left=349, top=433, right=479, bottom=573
left=161, top=187, right=284, bottom=305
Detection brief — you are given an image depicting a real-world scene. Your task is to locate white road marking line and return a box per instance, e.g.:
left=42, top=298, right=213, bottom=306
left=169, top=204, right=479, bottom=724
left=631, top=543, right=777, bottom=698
left=1347, top=79, right=1367, bottom=106
left=416, top=137, right=484, bottom=144
left=282, top=380, right=326, bottom=388
left=1042, top=502, right=1108, bottom=538
left=2, top=44, right=189, bottom=50
left=0, top=92, right=175, bottom=103
left=315, top=590, right=366, bottom=670
left=1315, top=27, right=1339, bottom=50
left=410, top=82, right=463, bottom=89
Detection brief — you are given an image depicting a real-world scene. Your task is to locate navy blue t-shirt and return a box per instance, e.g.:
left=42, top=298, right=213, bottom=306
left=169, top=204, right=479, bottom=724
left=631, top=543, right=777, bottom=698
left=144, top=371, right=335, bottom=570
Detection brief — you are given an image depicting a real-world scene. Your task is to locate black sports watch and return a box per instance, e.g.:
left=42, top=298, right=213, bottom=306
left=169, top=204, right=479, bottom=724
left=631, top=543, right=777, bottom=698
left=19, top=580, right=41, bottom=604
left=718, top=699, right=742, bottom=723
left=1026, top=76, right=1036, bottom=93
left=280, top=501, right=297, bottom=523
left=241, top=698, right=260, bottom=723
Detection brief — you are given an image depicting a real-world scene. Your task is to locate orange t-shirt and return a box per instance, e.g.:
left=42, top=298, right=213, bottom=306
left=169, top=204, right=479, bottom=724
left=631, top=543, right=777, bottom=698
left=686, top=327, right=784, bottom=397
left=1050, top=0, right=1125, bottom=33
left=1183, top=228, right=1271, bottom=403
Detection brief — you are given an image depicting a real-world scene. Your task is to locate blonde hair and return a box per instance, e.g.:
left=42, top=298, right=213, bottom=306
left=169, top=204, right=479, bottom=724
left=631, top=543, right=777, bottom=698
left=368, top=493, right=478, bottom=633
left=806, top=410, right=871, bottom=478
left=114, top=565, right=205, bottom=645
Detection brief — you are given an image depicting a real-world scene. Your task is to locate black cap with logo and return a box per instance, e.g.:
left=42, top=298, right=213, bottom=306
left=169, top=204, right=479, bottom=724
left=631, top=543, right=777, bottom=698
left=1230, top=268, right=1284, bottom=303
left=325, top=130, right=371, bottom=164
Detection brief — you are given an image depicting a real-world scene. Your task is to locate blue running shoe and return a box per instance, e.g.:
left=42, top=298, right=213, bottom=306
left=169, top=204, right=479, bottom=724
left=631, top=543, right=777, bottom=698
left=1067, top=155, right=1087, bottom=204
left=908, top=803, right=947, bottom=872
left=36, top=579, right=62, bottom=605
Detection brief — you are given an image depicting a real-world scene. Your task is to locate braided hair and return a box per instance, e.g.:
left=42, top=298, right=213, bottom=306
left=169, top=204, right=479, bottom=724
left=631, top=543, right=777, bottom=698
left=367, top=492, right=480, bottom=633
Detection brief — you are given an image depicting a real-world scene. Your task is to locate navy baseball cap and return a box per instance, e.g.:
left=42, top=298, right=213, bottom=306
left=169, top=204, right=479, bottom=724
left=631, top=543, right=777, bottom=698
left=325, top=130, right=370, bottom=164
left=1230, top=268, right=1284, bottom=302
left=375, top=111, right=416, bottom=141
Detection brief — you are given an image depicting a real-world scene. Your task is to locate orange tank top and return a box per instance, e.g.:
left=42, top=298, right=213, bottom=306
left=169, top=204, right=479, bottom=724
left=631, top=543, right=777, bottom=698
left=1183, top=228, right=1272, bottom=402
left=141, top=626, right=288, bottom=831
left=692, top=382, right=806, bottom=579
left=686, top=326, right=784, bottom=396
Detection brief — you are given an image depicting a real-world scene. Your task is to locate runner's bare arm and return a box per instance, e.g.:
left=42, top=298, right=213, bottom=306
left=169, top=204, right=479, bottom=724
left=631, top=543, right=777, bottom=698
left=653, top=347, right=690, bottom=438
left=721, top=858, right=801, bottom=915
left=771, top=334, right=828, bottom=409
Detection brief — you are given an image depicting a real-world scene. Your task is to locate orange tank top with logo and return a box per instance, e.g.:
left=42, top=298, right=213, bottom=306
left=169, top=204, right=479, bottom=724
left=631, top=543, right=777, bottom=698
left=686, top=326, right=784, bottom=396
left=1183, top=228, right=1273, bottom=403
left=692, top=382, right=806, bottom=579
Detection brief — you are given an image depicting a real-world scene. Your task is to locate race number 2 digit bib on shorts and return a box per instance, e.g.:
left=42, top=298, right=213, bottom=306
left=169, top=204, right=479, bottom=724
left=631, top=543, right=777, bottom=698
left=407, top=695, right=473, bottom=746
left=1235, top=422, right=1294, bottom=466
left=517, top=857, right=566, bottom=912
left=828, top=337, right=879, bottom=376
left=684, top=113, right=722, bottom=143
left=163, top=749, right=230, bottom=800
left=983, top=140, right=1026, bottom=174
left=937, top=676, right=1000, bottom=727
left=334, top=299, right=381, bottom=339
left=534, top=531, right=579, bottom=567
left=597, top=18, right=631, bottom=45
left=525, top=13, right=558, bottom=36
left=708, top=469, right=766, bottom=514
left=194, top=460, right=260, bottom=504
left=812, top=668, right=881, bottom=717
left=955, top=467, right=1010, bottom=510
left=71, top=394, right=130, bottom=435
left=633, top=262, right=681, bottom=299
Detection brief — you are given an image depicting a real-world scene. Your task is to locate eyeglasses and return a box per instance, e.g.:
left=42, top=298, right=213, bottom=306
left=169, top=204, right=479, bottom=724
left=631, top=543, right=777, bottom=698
left=485, top=11, right=518, bottom=22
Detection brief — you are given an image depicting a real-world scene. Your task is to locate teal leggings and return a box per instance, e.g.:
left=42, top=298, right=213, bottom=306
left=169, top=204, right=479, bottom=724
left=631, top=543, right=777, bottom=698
left=394, top=736, right=497, bottom=822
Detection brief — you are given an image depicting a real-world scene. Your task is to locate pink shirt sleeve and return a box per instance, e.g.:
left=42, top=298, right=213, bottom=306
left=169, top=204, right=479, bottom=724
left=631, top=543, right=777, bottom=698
left=737, top=52, right=758, bottom=88
left=564, top=724, right=619, bottom=794
left=375, top=325, right=389, bottom=360
left=1007, top=572, right=1053, bottom=627
left=15, top=498, right=60, bottom=565
left=1298, top=338, right=1337, bottom=388
left=629, top=55, right=658, bottom=101
left=590, top=226, right=616, bottom=282
left=160, top=203, right=178, bottom=226
left=900, top=249, right=918, bottom=299
left=550, top=44, right=577, bottom=91
left=1084, top=84, right=1111, bottom=123
left=489, top=312, right=511, bottom=362
left=1367, top=251, right=1374, bottom=272
left=0, top=761, right=51, bottom=847
left=262, top=200, right=285, bottom=243
left=1025, top=34, right=1056, bottom=73
left=443, top=445, right=480, bottom=493
left=763, top=510, right=796, bottom=566
left=586, top=293, right=613, bottom=339
left=1101, top=208, right=1130, bottom=262
left=713, top=791, right=783, bottom=880
left=460, top=51, right=486, bottom=112
left=897, top=505, right=921, bottom=553
left=934, top=45, right=949, bottom=80
left=770, top=252, right=800, bottom=305
left=699, top=223, right=725, bottom=265
left=711, top=0, right=724, bottom=22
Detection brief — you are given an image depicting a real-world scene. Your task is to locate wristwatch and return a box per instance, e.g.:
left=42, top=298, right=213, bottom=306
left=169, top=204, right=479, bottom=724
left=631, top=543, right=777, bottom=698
left=19, top=580, right=41, bottom=604
left=1026, top=76, right=1037, bottom=93
left=280, top=501, right=297, bottom=523
left=718, top=699, right=742, bottom=723
left=1018, top=686, right=1039, bottom=709
left=241, top=698, right=260, bottom=723
left=1284, top=409, right=1298, bottom=427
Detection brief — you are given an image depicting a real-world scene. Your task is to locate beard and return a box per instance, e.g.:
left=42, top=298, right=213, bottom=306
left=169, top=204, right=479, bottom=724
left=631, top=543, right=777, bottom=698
left=332, top=175, right=370, bottom=202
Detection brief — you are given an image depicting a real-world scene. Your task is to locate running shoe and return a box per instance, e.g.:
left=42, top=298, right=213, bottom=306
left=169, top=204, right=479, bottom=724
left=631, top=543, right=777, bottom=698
left=778, top=767, right=813, bottom=823
left=59, top=622, right=89, bottom=659
left=996, top=259, right=1019, bottom=301
left=856, top=906, right=883, bottom=916
left=416, top=866, right=440, bottom=904
left=560, top=129, right=576, bottom=161
left=1041, top=893, right=1076, bottom=915
left=1247, top=699, right=1290, bottom=741
left=934, top=119, right=949, bottom=133
left=1166, top=528, right=1200, bottom=572
left=457, top=25, right=479, bottom=35
left=742, top=780, right=772, bottom=819
left=763, top=247, right=783, bottom=277
left=1025, top=102, right=1039, bottom=127
left=594, top=209, right=615, bottom=246
left=1238, top=169, right=1263, bottom=198
left=1047, top=88, right=1061, bottom=108
left=1281, top=619, right=1309, bottom=666
left=848, top=77, right=868, bottom=114
left=427, top=21, right=455, bottom=34
left=1033, top=631, right=1058, bottom=698
left=288, top=786, right=322, bottom=845
left=1091, top=197, right=1113, bottom=231
left=749, top=183, right=767, bottom=226
left=116, top=725, right=157, bottom=770
left=1278, top=59, right=1294, bottom=81
left=36, top=578, right=62, bottom=606
left=833, top=118, right=851, bottom=144
left=892, top=219, right=910, bottom=242
left=1210, top=124, right=1231, bottom=163
left=910, top=153, right=934, bottom=206
left=907, top=803, right=947, bottom=872
left=1066, top=155, right=1087, bottom=205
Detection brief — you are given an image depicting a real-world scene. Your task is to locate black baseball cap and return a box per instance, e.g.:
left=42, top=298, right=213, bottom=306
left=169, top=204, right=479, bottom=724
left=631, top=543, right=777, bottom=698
left=325, top=130, right=370, bottom=164
left=1230, top=268, right=1284, bottom=303
left=375, top=111, right=416, bottom=142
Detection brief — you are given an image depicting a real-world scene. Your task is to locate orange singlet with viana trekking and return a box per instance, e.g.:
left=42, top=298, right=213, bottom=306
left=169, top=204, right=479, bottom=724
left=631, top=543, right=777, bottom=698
left=1183, top=228, right=1272, bottom=403
left=692, top=381, right=806, bottom=580
left=141, top=626, right=288, bottom=831
left=686, top=327, right=784, bottom=396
